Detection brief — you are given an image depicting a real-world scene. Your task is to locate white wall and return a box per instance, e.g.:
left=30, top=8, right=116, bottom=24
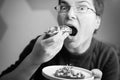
left=95, top=0, right=120, bottom=45
left=0, top=0, right=58, bottom=73
left=0, top=0, right=120, bottom=73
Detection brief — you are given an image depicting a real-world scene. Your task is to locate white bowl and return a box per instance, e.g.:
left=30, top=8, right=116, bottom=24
left=42, top=65, right=94, bottom=80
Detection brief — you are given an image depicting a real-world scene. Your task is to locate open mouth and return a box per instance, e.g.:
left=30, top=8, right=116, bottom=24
left=68, top=26, right=78, bottom=36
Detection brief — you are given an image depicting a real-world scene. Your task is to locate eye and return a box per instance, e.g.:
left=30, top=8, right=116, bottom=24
left=60, top=5, right=68, bottom=11
left=77, top=6, right=88, bottom=12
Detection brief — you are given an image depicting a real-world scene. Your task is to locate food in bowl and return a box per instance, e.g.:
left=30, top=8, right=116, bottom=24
left=54, top=66, right=85, bottom=79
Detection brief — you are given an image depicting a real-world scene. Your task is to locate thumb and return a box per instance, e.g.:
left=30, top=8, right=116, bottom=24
left=91, top=69, right=102, bottom=80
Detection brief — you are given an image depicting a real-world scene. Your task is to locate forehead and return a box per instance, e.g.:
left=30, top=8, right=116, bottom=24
left=60, top=0, right=94, bottom=6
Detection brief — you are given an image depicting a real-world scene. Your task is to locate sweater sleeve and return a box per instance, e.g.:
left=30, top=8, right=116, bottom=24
left=0, top=36, right=38, bottom=78
left=101, top=47, right=119, bottom=80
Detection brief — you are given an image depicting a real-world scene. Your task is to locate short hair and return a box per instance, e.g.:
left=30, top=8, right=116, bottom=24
left=58, top=0, right=104, bottom=17
left=93, top=0, right=104, bottom=17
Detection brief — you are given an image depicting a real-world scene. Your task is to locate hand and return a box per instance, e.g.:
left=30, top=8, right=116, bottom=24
left=31, top=26, right=69, bottom=63
left=91, top=69, right=103, bottom=80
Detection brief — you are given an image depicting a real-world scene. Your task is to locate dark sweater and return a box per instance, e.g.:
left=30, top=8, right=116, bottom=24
left=0, top=37, right=119, bottom=80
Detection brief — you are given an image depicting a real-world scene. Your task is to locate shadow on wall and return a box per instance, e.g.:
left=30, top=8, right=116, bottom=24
left=26, top=0, right=57, bottom=18
left=0, top=0, right=7, bottom=41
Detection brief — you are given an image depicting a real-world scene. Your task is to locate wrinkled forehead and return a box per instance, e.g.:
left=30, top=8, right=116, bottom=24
left=59, top=0, right=95, bottom=8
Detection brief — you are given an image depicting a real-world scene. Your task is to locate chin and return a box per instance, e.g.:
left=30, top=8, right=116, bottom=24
left=64, top=36, right=79, bottom=48
left=66, top=33, right=79, bottom=42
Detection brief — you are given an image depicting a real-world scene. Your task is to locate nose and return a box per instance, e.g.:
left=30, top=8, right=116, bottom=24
left=66, top=7, right=76, bottom=20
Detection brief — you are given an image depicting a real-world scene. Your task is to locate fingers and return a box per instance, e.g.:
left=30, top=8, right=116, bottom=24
left=91, top=69, right=102, bottom=80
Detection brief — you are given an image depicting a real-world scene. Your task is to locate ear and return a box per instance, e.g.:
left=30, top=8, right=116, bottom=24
left=95, top=16, right=101, bottom=30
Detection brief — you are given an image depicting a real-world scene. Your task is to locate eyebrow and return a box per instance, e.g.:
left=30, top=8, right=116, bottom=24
left=60, top=0, right=68, bottom=5
left=60, top=0, right=92, bottom=7
left=76, top=1, right=91, bottom=6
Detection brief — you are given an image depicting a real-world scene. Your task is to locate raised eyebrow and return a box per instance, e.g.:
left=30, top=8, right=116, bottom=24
left=60, top=0, right=69, bottom=5
left=59, top=0, right=68, bottom=5
left=76, top=1, right=91, bottom=6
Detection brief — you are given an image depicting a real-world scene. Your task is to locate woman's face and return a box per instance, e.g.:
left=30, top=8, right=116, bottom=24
left=57, top=0, right=100, bottom=49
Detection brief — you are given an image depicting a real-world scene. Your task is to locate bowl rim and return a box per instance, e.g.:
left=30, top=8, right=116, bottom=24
left=42, top=65, right=94, bottom=80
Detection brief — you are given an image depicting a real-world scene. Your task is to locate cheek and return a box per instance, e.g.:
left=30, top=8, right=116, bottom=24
left=87, top=16, right=96, bottom=30
left=57, top=14, right=66, bottom=25
left=88, top=19, right=97, bottom=33
left=77, top=15, right=96, bottom=35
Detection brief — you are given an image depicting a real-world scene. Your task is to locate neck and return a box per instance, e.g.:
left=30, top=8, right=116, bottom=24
left=64, top=37, right=93, bottom=54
